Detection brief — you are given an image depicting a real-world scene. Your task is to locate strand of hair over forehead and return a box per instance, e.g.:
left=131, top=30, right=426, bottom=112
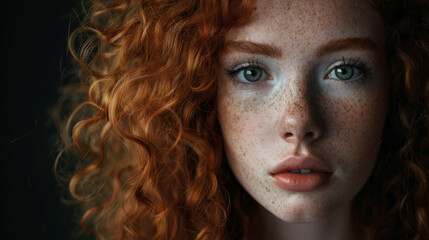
left=57, top=0, right=256, bottom=239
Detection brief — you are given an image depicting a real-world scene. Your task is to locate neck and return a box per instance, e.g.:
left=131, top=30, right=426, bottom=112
left=256, top=201, right=361, bottom=240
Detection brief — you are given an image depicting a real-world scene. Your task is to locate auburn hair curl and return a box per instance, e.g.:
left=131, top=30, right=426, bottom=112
left=55, top=0, right=429, bottom=239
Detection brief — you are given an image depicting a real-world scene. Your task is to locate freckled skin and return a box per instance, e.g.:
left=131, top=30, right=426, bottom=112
left=217, top=0, right=389, bottom=237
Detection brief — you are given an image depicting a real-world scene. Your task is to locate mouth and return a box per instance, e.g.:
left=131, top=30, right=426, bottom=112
left=270, top=156, right=332, bottom=192
left=270, top=155, right=332, bottom=174
left=287, top=169, right=317, bottom=174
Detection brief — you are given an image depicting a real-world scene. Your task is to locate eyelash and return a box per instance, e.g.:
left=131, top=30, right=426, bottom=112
left=325, top=57, right=371, bottom=86
left=225, top=60, right=269, bottom=86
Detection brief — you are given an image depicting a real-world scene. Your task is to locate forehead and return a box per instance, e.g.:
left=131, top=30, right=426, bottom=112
left=225, top=0, right=385, bottom=55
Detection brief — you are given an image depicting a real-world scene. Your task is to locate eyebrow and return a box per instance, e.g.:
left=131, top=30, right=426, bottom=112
left=223, top=37, right=378, bottom=59
left=223, top=40, right=283, bottom=58
left=316, top=37, right=378, bottom=57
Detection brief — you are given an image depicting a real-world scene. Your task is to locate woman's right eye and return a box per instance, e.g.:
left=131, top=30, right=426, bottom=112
left=227, top=65, right=269, bottom=83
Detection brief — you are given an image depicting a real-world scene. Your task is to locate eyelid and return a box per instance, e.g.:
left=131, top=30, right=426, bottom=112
left=226, top=60, right=262, bottom=74
left=226, top=62, right=270, bottom=86
left=324, top=57, right=367, bottom=80
left=225, top=60, right=272, bottom=84
left=327, top=57, right=361, bottom=69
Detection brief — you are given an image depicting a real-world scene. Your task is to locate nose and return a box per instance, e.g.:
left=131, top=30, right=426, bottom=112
left=279, top=94, right=324, bottom=145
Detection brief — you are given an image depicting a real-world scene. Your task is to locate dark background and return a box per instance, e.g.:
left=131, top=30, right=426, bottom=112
left=3, top=1, right=80, bottom=239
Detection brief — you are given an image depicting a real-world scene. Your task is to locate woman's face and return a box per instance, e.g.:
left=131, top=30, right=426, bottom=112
left=217, top=0, right=389, bottom=222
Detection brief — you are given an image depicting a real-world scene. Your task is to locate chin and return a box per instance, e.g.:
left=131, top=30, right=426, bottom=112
left=263, top=195, right=342, bottom=223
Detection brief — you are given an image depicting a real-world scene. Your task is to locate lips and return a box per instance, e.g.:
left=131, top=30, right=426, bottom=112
left=270, top=156, right=333, bottom=192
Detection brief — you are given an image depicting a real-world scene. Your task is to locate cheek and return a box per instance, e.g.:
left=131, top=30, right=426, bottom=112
left=218, top=92, right=255, bottom=162
left=217, top=82, right=279, bottom=182
left=322, top=86, right=389, bottom=182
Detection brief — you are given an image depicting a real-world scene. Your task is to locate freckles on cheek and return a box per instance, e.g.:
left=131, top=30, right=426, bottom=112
left=218, top=93, right=249, bottom=160
left=218, top=84, right=273, bottom=135
left=323, top=88, right=389, bottom=172
left=217, top=86, right=274, bottom=179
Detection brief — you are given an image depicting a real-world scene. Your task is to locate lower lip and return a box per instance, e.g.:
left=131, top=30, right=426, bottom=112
left=271, top=172, right=331, bottom=192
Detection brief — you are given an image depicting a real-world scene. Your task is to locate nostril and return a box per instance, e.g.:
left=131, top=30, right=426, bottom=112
left=285, top=132, right=293, bottom=138
left=305, top=132, right=314, bottom=139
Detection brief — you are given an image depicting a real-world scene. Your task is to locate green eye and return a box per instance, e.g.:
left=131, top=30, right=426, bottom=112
left=226, top=61, right=270, bottom=84
left=334, top=66, right=354, bottom=80
left=241, top=67, right=264, bottom=82
left=326, top=65, right=363, bottom=81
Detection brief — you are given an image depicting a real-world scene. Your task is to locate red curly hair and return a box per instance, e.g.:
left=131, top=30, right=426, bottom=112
left=55, top=0, right=429, bottom=239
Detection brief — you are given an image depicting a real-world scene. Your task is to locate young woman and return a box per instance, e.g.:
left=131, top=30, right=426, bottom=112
left=55, top=0, right=429, bottom=239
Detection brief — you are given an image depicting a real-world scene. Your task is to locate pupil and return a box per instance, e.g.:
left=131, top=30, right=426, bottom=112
left=335, top=66, right=353, bottom=80
left=244, top=67, right=262, bottom=82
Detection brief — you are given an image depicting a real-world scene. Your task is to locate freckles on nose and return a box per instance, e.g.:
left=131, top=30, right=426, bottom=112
left=277, top=89, right=324, bottom=144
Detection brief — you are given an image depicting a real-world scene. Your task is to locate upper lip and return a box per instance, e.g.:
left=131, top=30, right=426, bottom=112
left=270, top=156, right=333, bottom=174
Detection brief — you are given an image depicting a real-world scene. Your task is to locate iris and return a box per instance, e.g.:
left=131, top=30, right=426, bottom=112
left=334, top=66, right=354, bottom=80
left=243, top=67, right=263, bottom=82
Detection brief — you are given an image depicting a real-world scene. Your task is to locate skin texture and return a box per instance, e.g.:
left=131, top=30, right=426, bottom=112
left=217, top=0, right=389, bottom=239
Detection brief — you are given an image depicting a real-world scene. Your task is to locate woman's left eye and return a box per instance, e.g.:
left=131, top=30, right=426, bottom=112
left=325, top=65, right=363, bottom=81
